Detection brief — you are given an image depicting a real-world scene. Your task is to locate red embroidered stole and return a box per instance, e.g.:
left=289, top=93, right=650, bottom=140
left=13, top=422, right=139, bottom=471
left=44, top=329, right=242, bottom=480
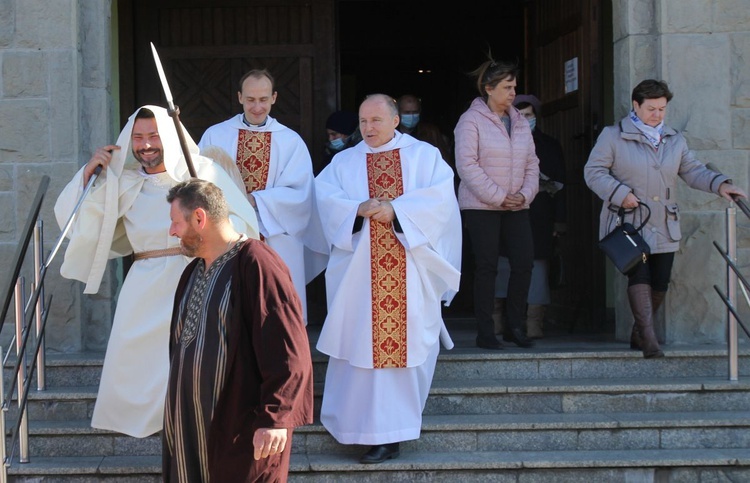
left=236, top=130, right=271, bottom=193
left=367, top=149, right=407, bottom=368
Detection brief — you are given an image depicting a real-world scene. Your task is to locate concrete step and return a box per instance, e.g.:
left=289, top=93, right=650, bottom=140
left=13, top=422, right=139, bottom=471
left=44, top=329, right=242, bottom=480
left=10, top=337, right=749, bottom=392
left=10, top=410, right=750, bottom=458
left=3, top=322, right=749, bottom=481
left=10, top=374, right=750, bottom=424
left=7, top=455, right=160, bottom=482
left=423, top=376, right=750, bottom=415
left=287, top=448, right=750, bottom=482
left=7, top=449, right=749, bottom=482
left=430, top=346, right=750, bottom=380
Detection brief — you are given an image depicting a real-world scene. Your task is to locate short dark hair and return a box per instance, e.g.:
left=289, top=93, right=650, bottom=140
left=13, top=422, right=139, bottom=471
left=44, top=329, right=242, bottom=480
left=166, top=179, right=229, bottom=223
left=238, top=69, right=275, bottom=93
left=134, top=107, right=155, bottom=121
left=471, top=58, right=519, bottom=97
left=631, top=79, right=674, bottom=105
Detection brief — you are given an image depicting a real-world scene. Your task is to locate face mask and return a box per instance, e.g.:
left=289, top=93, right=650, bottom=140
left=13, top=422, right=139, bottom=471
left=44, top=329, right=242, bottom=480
left=527, top=117, right=537, bottom=132
left=400, top=113, right=420, bottom=129
left=329, top=138, right=346, bottom=151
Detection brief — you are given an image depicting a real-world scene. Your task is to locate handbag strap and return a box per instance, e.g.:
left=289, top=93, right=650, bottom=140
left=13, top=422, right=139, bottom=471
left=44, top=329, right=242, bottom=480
left=617, top=201, right=651, bottom=232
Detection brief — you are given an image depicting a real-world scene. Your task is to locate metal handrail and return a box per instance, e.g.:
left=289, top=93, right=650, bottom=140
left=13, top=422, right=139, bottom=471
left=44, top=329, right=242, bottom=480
left=712, top=196, right=750, bottom=381
left=703, top=163, right=750, bottom=381
left=0, top=167, right=101, bottom=476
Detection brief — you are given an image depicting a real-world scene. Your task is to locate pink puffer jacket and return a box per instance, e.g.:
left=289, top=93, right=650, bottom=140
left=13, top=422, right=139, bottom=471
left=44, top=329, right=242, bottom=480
left=454, top=97, right=539, bottom=211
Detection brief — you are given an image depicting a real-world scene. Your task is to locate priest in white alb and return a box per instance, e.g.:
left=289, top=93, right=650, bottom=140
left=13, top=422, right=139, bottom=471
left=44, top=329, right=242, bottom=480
left=314, top=93, right=462, bottom=464
left=198, top=69, right=327, bottom=323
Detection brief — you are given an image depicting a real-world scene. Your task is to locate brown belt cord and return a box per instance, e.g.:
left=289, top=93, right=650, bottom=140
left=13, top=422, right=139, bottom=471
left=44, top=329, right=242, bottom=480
left=133, top=247, right=183, bottom=261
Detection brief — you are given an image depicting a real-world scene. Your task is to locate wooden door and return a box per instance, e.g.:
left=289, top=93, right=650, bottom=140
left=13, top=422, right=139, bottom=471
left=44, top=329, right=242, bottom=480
left=524, top=0, right=605, bottom=330
left=118, top=0, right=337, bottom=169
left=118, top=0, right=337, bottom=324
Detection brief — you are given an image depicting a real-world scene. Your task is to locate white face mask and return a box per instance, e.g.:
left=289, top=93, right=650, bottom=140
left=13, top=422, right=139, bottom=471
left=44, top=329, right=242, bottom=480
left=400, top=113, right=420, bottom=129
left=527, top=117, right=536, bottom=131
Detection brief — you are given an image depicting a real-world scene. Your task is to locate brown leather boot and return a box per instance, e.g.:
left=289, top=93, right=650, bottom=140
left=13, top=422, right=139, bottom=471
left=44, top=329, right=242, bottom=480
left=526, top=304, right=545, bottom=338
left=627, top=284, right=664, bottom=358
left=630, top=289, right=667, bottom=350
left=629, top=324, right=641, bottom=350
left=493, top=298, right=506, bottom=335
left=651, top=290, right=666, bottom=312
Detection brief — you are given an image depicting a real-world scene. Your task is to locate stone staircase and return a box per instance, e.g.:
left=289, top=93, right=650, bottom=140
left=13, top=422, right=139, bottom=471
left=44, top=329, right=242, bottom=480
left=4, top=318, right=750, bottom=482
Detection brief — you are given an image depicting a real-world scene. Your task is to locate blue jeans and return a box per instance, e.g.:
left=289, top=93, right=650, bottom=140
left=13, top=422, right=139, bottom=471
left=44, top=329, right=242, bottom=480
left=463, top=209, right=534, bottom=342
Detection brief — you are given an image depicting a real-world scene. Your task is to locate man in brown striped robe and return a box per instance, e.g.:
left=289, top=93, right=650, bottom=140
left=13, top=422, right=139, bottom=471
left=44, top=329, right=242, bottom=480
left=163, top=178, right=313, bottom=482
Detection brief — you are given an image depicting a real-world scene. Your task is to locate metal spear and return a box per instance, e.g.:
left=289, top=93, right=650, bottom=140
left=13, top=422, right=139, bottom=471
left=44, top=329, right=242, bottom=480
left=150, top=42, right=198, bottom=178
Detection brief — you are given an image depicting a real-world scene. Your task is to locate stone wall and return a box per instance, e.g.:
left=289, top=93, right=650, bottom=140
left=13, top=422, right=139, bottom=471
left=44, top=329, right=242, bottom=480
left=612, top=0, right=750, bottom=344
left=1, top=0, right=747, bottom=352
left=0, top=0, right=115, bottom=353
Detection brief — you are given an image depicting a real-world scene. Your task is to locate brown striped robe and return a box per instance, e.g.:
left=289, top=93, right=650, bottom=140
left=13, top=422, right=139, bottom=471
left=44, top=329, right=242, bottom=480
left=163, top=239, right=313, bottom=482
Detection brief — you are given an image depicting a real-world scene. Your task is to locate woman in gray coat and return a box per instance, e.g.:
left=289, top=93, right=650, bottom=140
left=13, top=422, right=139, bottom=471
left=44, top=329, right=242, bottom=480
left=584, top=79, right=746, bottom=358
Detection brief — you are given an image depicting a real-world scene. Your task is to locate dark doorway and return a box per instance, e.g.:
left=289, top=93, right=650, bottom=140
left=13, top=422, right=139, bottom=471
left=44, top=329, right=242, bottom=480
left=117, top=0, right=607, bottom=333
left=338, top=0, right=526, bottom=317
left=338, top=0, right=525, bottom=141
left=337, top=0, right=607, bottom=332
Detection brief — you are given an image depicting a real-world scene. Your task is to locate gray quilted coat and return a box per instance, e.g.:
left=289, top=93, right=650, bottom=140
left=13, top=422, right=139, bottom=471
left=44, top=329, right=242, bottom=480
left=584, top=115, right=729, bottom=254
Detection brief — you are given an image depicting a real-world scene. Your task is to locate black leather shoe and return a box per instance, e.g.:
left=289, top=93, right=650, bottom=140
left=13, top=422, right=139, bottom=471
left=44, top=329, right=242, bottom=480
left=476, top=336, right=504, bottom=350
left=360, top=443, right=400, bottom=464
left=503, top=328, right=535, bottom=348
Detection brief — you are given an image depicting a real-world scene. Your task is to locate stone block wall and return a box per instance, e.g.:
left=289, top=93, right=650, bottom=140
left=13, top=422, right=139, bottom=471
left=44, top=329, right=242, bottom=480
left=612, top=0, right=750, bottom=344
left=1, top=0, right=747, bottom=351
left=0, top=0, right=115, bottom=353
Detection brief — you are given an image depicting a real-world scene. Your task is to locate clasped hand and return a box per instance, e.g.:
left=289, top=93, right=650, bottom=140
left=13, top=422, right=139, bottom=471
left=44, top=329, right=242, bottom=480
left=358, top=197, right=395, bottom=223
left=500, top=192, right=525, bottom=209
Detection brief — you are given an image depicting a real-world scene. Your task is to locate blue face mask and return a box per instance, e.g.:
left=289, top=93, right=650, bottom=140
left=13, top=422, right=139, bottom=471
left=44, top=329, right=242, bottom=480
left=527, top=117, right=537, bottom=132
left=328, top=138, right=346, bottom=151
left=400, top=113, right=420, bottom=129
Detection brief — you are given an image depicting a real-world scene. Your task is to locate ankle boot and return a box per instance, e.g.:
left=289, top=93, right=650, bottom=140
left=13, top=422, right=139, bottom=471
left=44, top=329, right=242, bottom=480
left=526, top=304, right=545, bottom=338
left=627, top=284, right=664, bottom=358
left=493, top=298, right=506, bottom=335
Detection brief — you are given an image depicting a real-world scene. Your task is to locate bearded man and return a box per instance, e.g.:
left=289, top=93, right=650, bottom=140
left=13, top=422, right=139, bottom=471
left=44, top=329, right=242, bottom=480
left=163, top=178, right=313, bottom=482
left=54, top=106, right=259, bottom=438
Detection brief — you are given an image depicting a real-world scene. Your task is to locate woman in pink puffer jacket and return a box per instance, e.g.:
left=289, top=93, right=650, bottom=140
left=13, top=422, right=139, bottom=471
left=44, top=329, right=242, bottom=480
left=454, top=58, right=540, bottom=351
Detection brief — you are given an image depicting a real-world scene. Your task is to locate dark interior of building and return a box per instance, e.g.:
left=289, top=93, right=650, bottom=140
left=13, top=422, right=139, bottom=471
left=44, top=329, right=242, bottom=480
left=338, top=0, right=526, bottom=139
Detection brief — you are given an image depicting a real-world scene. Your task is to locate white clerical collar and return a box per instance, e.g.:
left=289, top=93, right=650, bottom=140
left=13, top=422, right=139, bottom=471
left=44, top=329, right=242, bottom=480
left=242, top=115, right=268, bottom=128
left=367, top=131, right=402, bottom=153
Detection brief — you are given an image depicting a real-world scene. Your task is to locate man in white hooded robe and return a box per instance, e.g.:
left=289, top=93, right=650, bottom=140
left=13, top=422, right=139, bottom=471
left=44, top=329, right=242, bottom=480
left=54, top=105, right=259, bottom=438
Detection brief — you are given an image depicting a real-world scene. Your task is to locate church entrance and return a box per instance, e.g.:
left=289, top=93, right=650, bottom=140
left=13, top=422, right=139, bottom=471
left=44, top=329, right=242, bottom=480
left=117, top=0, right=610, bottom=333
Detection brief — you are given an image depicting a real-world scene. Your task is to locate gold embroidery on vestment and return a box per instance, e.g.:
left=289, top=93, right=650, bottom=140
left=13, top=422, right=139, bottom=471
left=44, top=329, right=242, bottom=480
left=236, top=130, right=271, bottom=193
left=367, top=150, right=407, bottom=368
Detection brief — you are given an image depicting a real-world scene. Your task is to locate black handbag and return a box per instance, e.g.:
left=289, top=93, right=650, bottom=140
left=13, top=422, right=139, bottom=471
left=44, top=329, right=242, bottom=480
left=598, top=202, right=651, bottom=276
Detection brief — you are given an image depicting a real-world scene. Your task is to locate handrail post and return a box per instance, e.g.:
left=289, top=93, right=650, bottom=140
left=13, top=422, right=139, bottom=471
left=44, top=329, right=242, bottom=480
left=13, top=280, right=29, bottom=463
left=726, top=203, right=739, bottom=381
left=34, top=221, right=46, bottom=391
left=0, top=345, right=7, bottom=483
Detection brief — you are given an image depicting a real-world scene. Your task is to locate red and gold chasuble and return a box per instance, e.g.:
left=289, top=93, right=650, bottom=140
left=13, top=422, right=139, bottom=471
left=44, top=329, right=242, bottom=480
left=236, top=130, right=271, bottom=193
left=367, top=149, right=407, bottom=368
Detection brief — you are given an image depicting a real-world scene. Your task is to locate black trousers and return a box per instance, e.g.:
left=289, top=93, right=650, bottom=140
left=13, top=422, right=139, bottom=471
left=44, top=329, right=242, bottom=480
left=463, top=209, right=534, bottom=341
left=628, top=252, right=675, bottom=292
